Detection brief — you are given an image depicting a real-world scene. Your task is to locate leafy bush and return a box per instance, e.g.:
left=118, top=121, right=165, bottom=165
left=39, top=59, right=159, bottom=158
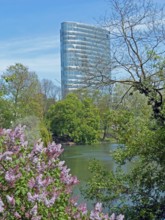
left=0, top=126, right=124, bottom=219
left=47, top=93, right=100, bottom=144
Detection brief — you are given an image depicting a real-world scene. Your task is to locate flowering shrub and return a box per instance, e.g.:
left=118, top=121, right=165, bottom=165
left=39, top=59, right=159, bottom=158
left=0, top=125, right=124, bottom=219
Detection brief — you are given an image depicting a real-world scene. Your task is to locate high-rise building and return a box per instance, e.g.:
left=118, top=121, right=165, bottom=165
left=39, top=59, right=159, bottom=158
left=60, top=21, right=110, bottom=97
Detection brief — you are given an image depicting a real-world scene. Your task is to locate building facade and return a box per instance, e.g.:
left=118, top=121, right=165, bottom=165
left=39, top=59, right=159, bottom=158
left=60, top=21, right=110, bottom=98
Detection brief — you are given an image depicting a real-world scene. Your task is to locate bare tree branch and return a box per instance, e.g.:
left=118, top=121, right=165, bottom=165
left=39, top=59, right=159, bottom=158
left=83, top=0, right=165, bottom=124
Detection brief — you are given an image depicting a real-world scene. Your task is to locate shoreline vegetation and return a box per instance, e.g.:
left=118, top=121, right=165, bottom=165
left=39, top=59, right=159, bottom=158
left=0, top=0, right=165, bottom=217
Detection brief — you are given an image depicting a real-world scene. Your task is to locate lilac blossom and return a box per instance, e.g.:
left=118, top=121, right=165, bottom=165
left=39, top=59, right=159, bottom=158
left=28, top=175, right=53, bottom=189
left=28, top=178, right=36, bottom=189
left=57, top=160, right=65, bottom=168
left=109, top=213, right=125, bottom=220
left=30, top=203, right=38, bottom=216
left=36, top=174, right=53, bottom=187
left=3, top=125, right=27, bottom=147
left=0, top=151, right=13, bottom=161
left=60, top=165, right=79, bottom=186
left=78, top=203, right=88, bottom=216
left=46, top=142, right=64, bottom=159
left=89, top=203, right=114, bottom=220
left=10, top=125, right=26, bottom=146
left=0, top=126, right=124, bottom=219
left=14, top=212, right=21, bottom=219
left=95, top=202, right=102, bottom=212
left=29, top=155, right=39, bottom=164
left=0, top=197, right=4, bottom=213
left=69, top=197, right=78, bottom=207
left=44, top=192, right=58, bottom=207
left=6, top=195, right=15, bottom=206
left=90, top=210, right=102, bottom=220
left=33, top=141, right=44, bottom=153
left=25, top=212, right=30, bottom=218
left=38, top=192, right=47, bottom=202
left=116, top=214, right=125, bottom=220
left=31, top=216, right=42, bottom=220
left=36, top=161, right=48, bottom=172
left=5, top=169, right=21, bottom=183
left=27, top=192, right=39, bottom=203
left=110, top=213, right=115, bottom=220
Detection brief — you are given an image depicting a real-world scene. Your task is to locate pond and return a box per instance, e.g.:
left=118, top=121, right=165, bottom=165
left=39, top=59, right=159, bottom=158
left=61, top=142, right=118, bottom=209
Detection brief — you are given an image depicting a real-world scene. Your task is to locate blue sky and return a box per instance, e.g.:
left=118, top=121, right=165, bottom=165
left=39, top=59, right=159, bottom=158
left=0, top=0, right=108, bottom=85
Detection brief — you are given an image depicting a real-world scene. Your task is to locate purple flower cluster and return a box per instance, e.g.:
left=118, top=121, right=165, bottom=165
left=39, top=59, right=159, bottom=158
left=0, top=197, right=4, bottom=213
left=90, top=203, right=124, bottom=220
left=5, top=167, right=22, bottom=183
left=0, top=125, right=124, bottom=219
left=60, top=165, right=79, bottom=185
left=0, top=151, right=13, bottom=161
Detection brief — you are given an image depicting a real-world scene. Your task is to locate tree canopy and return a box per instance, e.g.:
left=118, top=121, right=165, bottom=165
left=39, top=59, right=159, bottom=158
left=47, top=93, right=100, bottom=144
left=84, top=0, right=165, bottom=124
left=2, top=63, right=43, bottom=119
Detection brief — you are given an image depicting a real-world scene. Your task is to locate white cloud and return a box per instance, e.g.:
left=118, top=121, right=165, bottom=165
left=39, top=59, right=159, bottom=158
left=0, top=35, right=61, bottom=85
left=0, top=35, right=60, bottom=55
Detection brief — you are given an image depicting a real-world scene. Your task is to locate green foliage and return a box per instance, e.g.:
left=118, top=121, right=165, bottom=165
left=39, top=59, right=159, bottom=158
left=74, top=89, right=113, bottom=141
left=0, top=126, right=78, bottom=219
left=47, top=93, right=100, bottom=144
left=39, top=121, right=52, bottom=146
left=83, top=81, right=165, bottom=219
left=0, top=98, right=14, bottom=128
left=0, top=126, right=122, bottom=220
left=2, top=63, right=43, bottom=120
left=82, top=160, right=128, bottom=213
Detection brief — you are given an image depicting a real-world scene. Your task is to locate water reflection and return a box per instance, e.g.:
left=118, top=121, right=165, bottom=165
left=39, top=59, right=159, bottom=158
left=61, top=143, right=115, bottom=209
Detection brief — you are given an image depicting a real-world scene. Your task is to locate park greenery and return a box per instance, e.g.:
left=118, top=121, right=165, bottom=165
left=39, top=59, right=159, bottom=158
left=81, top=0, right=165, bottom=219
left=0, top=125, right=125, bottom=219
left=0, top=0, right=165, bottom=219
left=47, top=93, right=100, bottom=144
left=0, top=64, right=125, bottom=219
left=0, top=61, right=164, bottom=219
left=0, top=63, right=125, bottom=219
left=0, top=63, right=59, bottom=145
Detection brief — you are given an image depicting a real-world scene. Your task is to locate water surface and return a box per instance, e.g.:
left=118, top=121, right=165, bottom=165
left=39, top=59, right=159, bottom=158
left=61, top=143, right=116, bottom=208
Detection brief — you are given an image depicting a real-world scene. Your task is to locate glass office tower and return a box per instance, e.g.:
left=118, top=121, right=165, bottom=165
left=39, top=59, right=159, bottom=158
left=60, top=22, right=110, bottom=98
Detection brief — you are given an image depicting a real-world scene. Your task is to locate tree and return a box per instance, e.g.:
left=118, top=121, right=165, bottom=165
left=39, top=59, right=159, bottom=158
left=0, top=73, right=16, bottom=128
left=83, top=97, right=165, bottom=218
left=40, top=79, right=61, bottom=115
left=85, top=0, right=165, bottom=124
left=2, top=63, right=43, bottom=120
left=81, top=3, right=165, bottom=215
left=41, top=79, right=61, bottom=101
left=0, top=98, right=14, bottom=128
left=83, top=107, right=163, bottom=218
left=74, top=89, right=113, bottom=141
left=47, top=93, right=100, bottom=144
